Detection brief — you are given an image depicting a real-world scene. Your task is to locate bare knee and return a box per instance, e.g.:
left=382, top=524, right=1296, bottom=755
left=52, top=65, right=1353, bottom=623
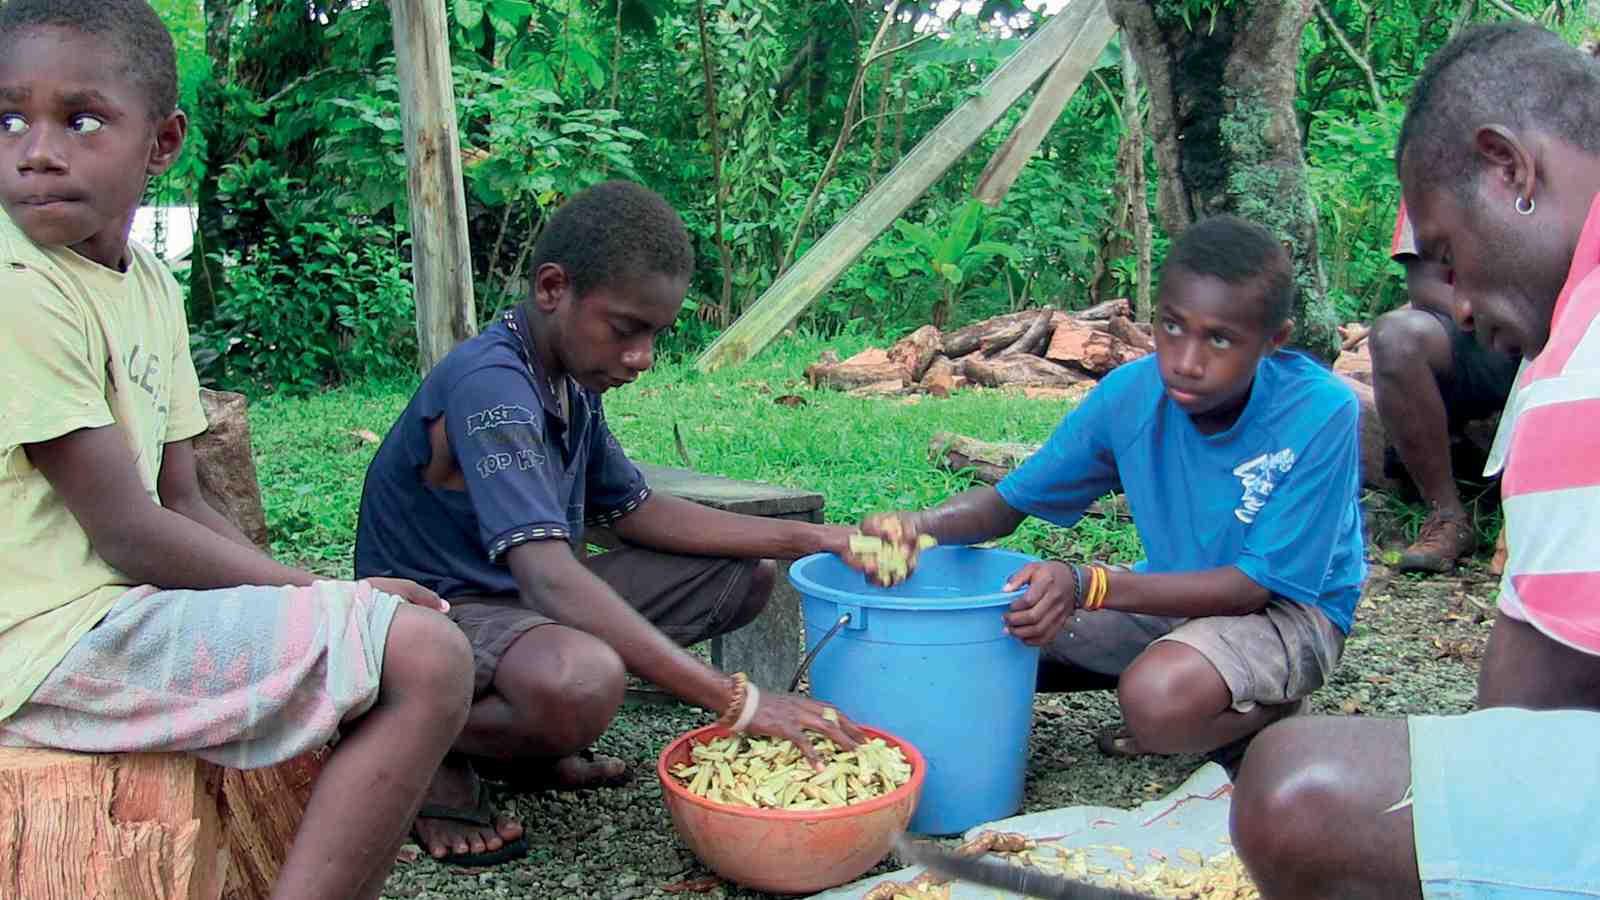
left=724, top=559, right=776, bottom=631
left=383, top=606, right=474, bottom=728
left=1370, top=308, right=1449, bottom=377
left=1231, top=719, right=1335, bottom=877
left=495, top=628, right=625, bottom=751
left=1117, top=649, right=1221, bottom=754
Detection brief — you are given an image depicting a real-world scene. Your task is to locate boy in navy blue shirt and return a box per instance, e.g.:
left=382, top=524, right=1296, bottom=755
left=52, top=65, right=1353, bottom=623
left=356, top=181, right=864, bottom=864
left=856, top=216, right=1365, bottom=763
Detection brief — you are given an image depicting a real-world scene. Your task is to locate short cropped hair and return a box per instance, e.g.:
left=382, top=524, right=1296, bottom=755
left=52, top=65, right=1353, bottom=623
left=530, top=181, right=694, bottom=299
left=1165, top=215, right=1295, bottom=328
left=1397, top=23, right=1600, bottom=198
left=0, top=0, right=178, bottom=121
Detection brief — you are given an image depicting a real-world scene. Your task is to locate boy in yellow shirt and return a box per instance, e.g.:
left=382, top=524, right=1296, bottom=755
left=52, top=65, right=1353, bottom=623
left=0, top=1, right=490, bottom=892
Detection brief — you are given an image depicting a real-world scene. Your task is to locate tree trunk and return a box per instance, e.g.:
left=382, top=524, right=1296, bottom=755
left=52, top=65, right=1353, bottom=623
left=1122, top=34, right=1154, bottom=321
left=695, top=0, right=735, bottom=325
left=1107, top=0, right=1339, bottom=359
left=189, top=0, right=238, bottom=328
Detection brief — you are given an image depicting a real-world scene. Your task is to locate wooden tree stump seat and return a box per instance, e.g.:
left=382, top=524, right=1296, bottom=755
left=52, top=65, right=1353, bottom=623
left=0, top=747, right=323, bottom=900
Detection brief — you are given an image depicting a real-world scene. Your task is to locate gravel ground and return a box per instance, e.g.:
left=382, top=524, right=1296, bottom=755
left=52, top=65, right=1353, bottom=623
left=381, top=533, right=1499, bottom=900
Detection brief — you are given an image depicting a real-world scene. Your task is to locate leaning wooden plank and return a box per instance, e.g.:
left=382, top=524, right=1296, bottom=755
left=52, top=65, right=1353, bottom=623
left=696, top=0, right=1112, bottom=372
left=973, top=14, right=1120, bottom=205
left=392, top=0, right=478, bottom=372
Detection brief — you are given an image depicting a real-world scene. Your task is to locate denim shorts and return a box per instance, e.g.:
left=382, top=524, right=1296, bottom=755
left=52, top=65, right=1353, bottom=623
left=1410, top=708, right=1600, bottom=898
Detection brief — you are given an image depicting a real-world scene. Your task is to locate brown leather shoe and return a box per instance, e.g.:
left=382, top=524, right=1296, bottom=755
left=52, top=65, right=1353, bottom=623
left=1398, top=513, right=1475, bottom=574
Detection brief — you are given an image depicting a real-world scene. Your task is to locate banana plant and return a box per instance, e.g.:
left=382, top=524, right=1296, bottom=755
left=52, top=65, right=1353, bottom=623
left=891, top=198, right=1024, bottom=327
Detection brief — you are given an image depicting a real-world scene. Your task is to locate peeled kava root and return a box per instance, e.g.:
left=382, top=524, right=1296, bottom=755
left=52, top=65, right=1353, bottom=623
left=850, top=524, right=938, bottom=587
left=668, top=732, right=913, bottom=811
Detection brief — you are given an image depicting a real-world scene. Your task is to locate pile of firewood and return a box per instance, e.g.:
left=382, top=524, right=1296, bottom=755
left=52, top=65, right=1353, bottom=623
left=804, top=298, right=1153, bottom=399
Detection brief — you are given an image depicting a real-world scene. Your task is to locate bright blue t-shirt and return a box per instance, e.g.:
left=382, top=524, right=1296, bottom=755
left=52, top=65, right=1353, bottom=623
left=995, top=351, right=1365, bottom=632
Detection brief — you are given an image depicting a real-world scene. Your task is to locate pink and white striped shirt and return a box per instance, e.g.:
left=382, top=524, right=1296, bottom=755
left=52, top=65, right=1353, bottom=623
left=1489, top=195, right=1600, bottom=655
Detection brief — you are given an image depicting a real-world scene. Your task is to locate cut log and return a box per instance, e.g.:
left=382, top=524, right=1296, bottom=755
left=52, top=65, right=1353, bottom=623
left=217, top=751, right=326, bottom=900
left=1105, top=315, right=1155, bottom=353
left=0, top=747, right=324, bottom=900
left=1071, top=297, right=1134, bottom=322
left=194, top=390, right=269, bottom=548
left=998, top=310, right=1057, bottom=357
left=964, top=354, right=1091, bottom=388
left=1337, top=374, right=1402, bottom=493
left=929, top=432, right=1041, bottom=484
left=1019, top=383, right=1095, bottom=403
left=941, top=311, right=1041, bottom=358
left=922, top=355, right=958, bottom=383
left=847, top=379, right=913, bottom=397
left=922, top=371, right=966, bottom=398
left=1044, top=317, right=1149, bottom=375
left=885, top=325, right=944, bottom=381
left=804, top=346, right=908, bottom=391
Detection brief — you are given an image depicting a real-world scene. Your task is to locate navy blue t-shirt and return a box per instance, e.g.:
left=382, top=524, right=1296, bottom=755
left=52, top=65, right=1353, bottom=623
left=354, top=308, right=649, bottom=598
left=996, top=351, right=1366, bottom=632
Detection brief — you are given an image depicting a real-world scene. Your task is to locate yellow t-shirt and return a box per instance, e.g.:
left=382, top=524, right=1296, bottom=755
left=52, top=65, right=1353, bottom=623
left=0, top=210, right=208, bottom=722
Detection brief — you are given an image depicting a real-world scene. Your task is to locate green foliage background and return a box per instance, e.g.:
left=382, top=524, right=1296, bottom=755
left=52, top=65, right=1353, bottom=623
left=147, top=0, right=1583, bottom=393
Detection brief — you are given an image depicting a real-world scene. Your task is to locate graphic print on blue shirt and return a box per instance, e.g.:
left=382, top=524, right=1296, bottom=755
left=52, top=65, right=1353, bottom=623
left=995, top=351, right=1365, bottom=632
left=353, top=309, right=650, bottom=599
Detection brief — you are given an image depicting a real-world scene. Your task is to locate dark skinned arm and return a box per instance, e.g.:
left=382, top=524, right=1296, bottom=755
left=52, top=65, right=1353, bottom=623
left=609, top=492, right=853, bottom=559
left=849, top=486, right=1027, bottom=583
left=504, top=539, right=865, bottom=761
left=27, top=425, right=444, bottom=609
left=1002, top=562, right=1272, bottom=645
left=156, top=438, right=257, bottom=549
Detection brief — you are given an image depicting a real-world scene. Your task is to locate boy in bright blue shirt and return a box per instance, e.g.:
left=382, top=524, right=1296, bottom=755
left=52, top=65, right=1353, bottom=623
left=857, top=215, right=1364, bottom=762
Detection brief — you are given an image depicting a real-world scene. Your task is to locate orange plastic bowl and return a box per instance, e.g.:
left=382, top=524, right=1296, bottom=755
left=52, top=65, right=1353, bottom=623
left=657, top=724, right=926, bottom=895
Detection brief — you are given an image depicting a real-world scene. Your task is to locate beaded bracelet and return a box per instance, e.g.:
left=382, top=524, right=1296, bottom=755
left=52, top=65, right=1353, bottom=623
left=715, top=672, right=750, bottom=729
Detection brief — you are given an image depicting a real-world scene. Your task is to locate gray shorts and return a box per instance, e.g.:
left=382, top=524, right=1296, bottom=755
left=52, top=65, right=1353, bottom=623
left=1045, top=595, right=1345, bottom=712
left=447, top=547, right=758, bottom=696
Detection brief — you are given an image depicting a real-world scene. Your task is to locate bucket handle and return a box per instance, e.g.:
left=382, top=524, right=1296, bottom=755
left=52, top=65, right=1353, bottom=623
left=788, top=612, right=852, bottom=692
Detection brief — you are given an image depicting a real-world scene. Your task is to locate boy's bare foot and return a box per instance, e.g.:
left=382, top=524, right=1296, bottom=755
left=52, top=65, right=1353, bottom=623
left=473, top=749, right=630, bottom=792
left=411, top=756, right=526, bottom=866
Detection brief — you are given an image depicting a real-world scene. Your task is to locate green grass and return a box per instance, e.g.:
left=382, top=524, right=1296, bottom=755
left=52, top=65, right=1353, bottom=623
left=247, top=333, right=1144, bottom=574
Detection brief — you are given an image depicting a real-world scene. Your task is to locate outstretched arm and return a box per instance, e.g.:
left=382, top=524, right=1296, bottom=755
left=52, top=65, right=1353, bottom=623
left=506, top=538, right=863, bottom=759
left=898, top=486, right=1028, bottom=546
left=28, top=425, right=445, bottom=610
left=609, top=492, right=853, bottom=560
left=28, top=425, right=311, bottom=589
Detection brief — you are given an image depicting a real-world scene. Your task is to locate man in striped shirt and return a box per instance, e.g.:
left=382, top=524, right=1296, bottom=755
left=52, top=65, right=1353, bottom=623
left=1228, top=23, right=1600, bottom=899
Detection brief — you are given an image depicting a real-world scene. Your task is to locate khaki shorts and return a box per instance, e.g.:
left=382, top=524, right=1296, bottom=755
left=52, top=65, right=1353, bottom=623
left=1045, top=595, right=1345, bottom=712
left=447, top=547, right=758, bottom=696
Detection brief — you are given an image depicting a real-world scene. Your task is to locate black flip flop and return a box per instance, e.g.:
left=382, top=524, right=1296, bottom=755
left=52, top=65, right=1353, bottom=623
left=411, top=778, right=528, bottom=868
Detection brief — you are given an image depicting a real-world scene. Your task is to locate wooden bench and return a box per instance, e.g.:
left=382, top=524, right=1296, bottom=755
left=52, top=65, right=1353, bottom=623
left=0, top=747, right=323, bottom=899
left=592, top=463, right=825, bottom=698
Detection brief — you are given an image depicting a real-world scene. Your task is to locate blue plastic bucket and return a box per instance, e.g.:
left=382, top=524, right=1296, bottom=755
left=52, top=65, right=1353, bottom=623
left=789, top=545, right=1041, bottom=835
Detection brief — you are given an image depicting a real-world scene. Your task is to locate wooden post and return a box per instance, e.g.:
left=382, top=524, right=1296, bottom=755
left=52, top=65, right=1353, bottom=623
left=973, top=10, right=1119, bottom=205
left=695, top=0, right=1115, bottom=372
left=390, top=0, right=477, bottom=372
